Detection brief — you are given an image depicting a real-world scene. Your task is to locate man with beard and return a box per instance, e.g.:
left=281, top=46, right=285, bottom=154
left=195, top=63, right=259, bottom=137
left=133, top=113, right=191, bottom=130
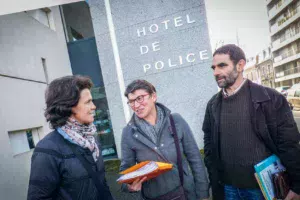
left=202, top=44, right=300, bottom=200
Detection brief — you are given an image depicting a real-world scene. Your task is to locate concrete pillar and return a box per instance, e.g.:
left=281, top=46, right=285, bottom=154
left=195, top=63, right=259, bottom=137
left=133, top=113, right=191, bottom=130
left=88, top=0, right=217, bottom=156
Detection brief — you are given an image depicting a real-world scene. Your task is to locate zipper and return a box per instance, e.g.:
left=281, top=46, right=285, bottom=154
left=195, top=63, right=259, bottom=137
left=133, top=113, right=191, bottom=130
left=169, top=196, right=182, bottom=200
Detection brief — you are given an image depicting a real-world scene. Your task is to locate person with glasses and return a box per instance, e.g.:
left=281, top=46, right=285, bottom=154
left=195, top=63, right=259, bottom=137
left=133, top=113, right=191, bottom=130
left=120, top=79, right=209, bottom=200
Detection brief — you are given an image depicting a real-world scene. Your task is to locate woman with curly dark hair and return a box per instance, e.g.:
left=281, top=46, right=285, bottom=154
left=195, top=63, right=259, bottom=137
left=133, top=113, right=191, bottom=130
left=27, top=75, right=114, bottom=200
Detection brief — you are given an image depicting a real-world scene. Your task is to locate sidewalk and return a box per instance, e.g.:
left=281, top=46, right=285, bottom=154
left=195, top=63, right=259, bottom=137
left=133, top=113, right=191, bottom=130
left=105, top=159, right=141, bottom=200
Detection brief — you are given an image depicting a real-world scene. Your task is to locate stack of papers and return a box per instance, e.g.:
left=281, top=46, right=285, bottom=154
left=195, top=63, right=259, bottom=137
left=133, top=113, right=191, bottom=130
left=117, top=161, right=173, bottom=184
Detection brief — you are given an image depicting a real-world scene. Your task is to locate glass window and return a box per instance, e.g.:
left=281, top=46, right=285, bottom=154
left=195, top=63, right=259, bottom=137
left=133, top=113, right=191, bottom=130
left=8, top=128, right=41, bottom=156
left=91, top=87, right=117, bottom=159
left=26, top=130, right=35, bottom=149
left=70, top=27, right=84, bottom=41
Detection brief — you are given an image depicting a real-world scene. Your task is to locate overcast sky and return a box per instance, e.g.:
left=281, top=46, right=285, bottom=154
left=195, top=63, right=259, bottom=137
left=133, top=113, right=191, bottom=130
left=205, top=0, right=271, bottom=58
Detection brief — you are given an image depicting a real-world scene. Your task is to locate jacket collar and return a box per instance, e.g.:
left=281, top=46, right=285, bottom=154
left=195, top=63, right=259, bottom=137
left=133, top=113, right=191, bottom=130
left=247, top=80, right=271, bottom=103
left=212, top=79, right=271, bottom=106
left=210, top=79, right=271, bottom=120
left=127, top=103, right=171, bottom=162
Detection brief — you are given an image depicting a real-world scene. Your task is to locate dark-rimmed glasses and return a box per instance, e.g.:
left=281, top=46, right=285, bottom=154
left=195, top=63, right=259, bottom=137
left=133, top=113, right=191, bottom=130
left=127, top=94, right=150, bottom=107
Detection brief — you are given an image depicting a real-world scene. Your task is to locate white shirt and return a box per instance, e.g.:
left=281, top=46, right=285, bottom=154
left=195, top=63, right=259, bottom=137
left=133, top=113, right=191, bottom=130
left=222, top=79, right=247, bottom=97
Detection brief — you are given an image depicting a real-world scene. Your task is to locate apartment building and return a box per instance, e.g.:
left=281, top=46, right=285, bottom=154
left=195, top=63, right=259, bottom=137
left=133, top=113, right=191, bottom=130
left=256, top=47, right=275, bottom=88
left=244, top=57, right=260, bottom=84
left=267, top=0, right=300, bottom=87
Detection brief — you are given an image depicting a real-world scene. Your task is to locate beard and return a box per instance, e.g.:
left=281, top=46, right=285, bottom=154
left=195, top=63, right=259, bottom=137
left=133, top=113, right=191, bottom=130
left=215, top=67, right=239, bottom=88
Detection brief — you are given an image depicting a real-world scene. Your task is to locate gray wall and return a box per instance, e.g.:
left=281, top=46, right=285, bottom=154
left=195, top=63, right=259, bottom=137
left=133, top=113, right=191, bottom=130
left=89, top=0, right=217, bottom=157
left=0, top=6, right=72, bottom=199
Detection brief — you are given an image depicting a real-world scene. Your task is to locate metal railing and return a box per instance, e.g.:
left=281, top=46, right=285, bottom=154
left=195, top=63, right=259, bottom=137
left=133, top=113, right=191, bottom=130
left=270, top=5, right=300, bottom=33
left=273, top=25, right=300, bottom=48
left=274, top=48, right=300, bottom=62
left=276, top=66, right=300, bottom=78
left=280, top=26, right=300, bottom=42
left=269, top=0, right=284, bottom=16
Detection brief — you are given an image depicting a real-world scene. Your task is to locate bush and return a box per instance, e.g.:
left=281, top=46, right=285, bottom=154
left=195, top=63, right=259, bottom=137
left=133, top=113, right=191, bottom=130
left=104, top=159, right=121, bottom=172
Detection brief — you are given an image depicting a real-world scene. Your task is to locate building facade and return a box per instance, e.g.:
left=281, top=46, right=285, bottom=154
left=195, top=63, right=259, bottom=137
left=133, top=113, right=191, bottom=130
left=256, top=47, right=275, bottom=88
left=87, top=0, right=216, bottom=155
left=1, top=0, right=216, bottom=199
left=0, top=6, right=72, bottom=199
left=267, top=0, right=300, bottom=87
left=244, top=57, right=260, bottom=84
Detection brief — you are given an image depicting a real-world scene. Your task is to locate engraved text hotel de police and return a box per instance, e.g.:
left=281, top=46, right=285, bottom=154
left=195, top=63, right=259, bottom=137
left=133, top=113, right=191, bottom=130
left=136, top=14, right=210, bottom=73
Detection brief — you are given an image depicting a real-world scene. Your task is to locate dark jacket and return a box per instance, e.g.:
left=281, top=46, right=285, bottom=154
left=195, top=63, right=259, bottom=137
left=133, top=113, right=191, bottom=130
left=202, top=80, right=300, bottom=199
left=27, top=130, right=114, bottom=200
left=120, top=103, right=209, bottom=200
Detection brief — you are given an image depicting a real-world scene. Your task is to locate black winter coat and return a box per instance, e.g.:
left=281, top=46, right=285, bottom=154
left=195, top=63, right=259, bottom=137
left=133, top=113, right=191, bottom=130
left=27, top=130, right=114, bottom=200
left=202, top=80, right=300, bottom=200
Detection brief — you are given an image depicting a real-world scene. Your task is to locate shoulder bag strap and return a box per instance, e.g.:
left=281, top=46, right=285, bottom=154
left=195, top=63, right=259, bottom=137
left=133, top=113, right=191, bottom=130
left=67, top=142, right=113, bottom=199
left=169, top=115, right=184, bottom=186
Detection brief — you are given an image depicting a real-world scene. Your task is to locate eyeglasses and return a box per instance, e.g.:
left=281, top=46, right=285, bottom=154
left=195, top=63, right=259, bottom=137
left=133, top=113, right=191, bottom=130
left=127, top=94, right=150, bottom=106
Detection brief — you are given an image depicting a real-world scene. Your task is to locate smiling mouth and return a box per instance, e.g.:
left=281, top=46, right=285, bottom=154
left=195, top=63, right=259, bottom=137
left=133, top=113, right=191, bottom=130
left=90, top=111, right=95, bottom=116
left=216, top=76, right=225, bottom=81
left=135, top=109, right=143, bottom=114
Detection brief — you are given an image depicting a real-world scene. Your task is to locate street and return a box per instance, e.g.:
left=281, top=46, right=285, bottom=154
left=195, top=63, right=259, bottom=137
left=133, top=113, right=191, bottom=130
left=293, top=111, right=300, bottom=131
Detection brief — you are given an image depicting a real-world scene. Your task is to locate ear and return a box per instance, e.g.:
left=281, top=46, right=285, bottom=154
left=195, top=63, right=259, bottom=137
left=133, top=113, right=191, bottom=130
left=151, top=92, right=157, bottom=102
left=237, top=59, right=246, bottom=72
left=71, top=106, right=77, bottom=116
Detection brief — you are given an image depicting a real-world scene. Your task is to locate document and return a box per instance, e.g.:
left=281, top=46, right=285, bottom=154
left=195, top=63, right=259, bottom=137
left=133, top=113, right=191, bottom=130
left=117, top=161, right=173, bottom=184
left=254, top=154, right=286, bottom=200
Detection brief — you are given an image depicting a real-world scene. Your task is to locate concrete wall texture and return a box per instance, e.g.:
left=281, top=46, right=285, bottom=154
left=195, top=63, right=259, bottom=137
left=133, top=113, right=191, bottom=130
left=88, top=0, right=217, bottom=157
left=0, top=6, right=72, bottom=199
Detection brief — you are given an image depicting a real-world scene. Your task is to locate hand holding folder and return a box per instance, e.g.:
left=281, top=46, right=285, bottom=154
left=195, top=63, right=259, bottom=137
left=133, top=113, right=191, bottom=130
left=117, top=161, right=173, bottom=184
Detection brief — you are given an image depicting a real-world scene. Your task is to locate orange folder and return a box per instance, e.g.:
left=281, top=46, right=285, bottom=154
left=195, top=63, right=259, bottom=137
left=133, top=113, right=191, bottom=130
left=117, top=161, right=173, bottom=184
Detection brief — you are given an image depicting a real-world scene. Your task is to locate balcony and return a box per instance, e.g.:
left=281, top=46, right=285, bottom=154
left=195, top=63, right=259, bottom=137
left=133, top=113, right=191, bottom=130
left=270, top=5, right=300, bottom=36
left=272, top=26, right=300, bottom=52
left=269, top=0, right=294, bottom=21
left=266, top=0, right=275, bottom=6
left=261, top=72, right=275, bottom=81
left=275, top=66, right=300, bottom=82
left=273, top=48, right=300, bottom=67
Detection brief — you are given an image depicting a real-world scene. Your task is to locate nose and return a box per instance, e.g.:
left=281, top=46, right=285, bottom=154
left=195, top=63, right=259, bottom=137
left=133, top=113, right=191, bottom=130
left=213, top=68, right=220, bottom=77
left=133, top=100, right=141, bottom=108
left=91, top=102, right=96, bottom=110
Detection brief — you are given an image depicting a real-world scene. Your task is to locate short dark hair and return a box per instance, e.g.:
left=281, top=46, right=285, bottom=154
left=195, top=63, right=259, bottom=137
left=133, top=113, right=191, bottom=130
left=44, top=75, right=93, bottom=129
left=124, top=79, right=156, bottom=98
left=213, top=44, right=246, bottom=65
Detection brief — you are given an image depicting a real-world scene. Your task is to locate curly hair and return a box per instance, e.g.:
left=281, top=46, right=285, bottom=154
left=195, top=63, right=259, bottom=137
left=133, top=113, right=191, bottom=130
left=124, top=79, right=156, bottom=97
left=44, top=75, right=93, bottom=129
left=213, top=44, right=246, bottom=66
